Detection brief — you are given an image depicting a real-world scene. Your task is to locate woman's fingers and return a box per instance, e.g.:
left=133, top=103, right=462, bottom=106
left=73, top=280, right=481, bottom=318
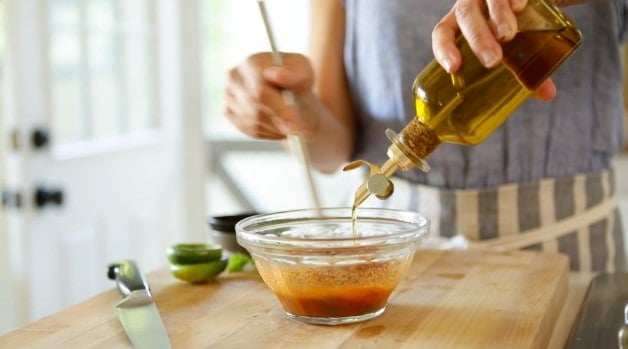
left=486, top=0, right=518, bottom=42
left=224, top=81, right=285, bottom=139
left=432, top=8, right=463, bottom=73
left=433, top=0, right=556, bottom=101
left=533, top=79, right=557, bottom=101
left=222, top=52, right=317, bottom=140
left=433, top=0, right=529, bottom=72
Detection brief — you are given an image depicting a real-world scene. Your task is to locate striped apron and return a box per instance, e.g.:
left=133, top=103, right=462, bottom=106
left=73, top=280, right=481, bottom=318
left=360, top=168, right=627, bottom=272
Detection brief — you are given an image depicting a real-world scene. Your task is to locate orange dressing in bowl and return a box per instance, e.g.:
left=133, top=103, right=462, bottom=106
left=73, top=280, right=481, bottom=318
left=255, top=256, right=412, bottom=318
left=275, top=285, right=394, bottom=318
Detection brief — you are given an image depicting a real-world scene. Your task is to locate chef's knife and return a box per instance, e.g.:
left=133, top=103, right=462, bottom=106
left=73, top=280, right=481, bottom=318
left=107, top=260, right=171, bottom=349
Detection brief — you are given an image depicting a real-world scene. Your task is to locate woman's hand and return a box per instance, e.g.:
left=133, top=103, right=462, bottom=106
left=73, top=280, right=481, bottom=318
left=431, top=0, right=556, bottom=100
left=224, top=52, right=318, bottom=140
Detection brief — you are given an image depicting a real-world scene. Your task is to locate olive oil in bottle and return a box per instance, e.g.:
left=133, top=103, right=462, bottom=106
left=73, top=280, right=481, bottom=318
left=345, top=0, right=583, bottom=210
left=412, top=28, right=581, bottom=147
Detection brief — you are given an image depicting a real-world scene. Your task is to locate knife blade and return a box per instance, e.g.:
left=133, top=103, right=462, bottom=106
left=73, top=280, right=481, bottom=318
left=107, top=260, right=171, bottom=349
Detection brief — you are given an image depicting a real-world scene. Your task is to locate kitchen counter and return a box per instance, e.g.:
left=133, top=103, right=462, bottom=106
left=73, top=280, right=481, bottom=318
left=547, top=272, right=595, bottom=348
left=0, top=250, right=594, bottom=349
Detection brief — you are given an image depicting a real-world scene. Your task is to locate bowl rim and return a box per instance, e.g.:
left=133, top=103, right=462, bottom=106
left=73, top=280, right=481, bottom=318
left=235, top=207, right=430, bottom=250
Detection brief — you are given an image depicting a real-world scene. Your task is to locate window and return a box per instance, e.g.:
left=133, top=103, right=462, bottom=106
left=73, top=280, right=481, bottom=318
left=0, top=2, right=5, bottom=101
left=0, top=3, right=4, bottom=52
left=47, top=0, right=158, bottom=144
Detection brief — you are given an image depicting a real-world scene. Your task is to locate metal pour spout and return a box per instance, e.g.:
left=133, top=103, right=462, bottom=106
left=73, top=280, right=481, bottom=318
left=349, top=158, right=399, bottom=208
left=345, top=129, right=431, bottom=208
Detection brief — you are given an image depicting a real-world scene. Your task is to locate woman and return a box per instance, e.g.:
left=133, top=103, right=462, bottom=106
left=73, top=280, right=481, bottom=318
left=223, top=0, right=627, bottom=272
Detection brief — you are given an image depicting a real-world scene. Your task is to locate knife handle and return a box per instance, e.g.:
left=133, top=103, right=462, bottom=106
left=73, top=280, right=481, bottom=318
left=107, top=260, right=150, bottom=297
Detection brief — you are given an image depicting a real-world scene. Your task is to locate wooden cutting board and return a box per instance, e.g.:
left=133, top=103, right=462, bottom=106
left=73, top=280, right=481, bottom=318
left=0, top=250, right=568, bottom=349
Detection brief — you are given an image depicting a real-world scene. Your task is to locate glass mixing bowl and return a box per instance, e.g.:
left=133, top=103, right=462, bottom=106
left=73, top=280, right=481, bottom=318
left=235, top=207, right=430, bottom=325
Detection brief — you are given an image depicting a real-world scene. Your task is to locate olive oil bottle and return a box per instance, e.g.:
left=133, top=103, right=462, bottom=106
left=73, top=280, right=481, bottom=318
left=345, top=0, right=583, bottom=209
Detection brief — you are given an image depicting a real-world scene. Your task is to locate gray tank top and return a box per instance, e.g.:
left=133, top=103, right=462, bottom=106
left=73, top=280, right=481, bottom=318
left=343, top=0, right=628, bottom=189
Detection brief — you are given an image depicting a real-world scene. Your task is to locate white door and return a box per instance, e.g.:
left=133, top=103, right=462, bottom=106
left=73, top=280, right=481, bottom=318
left=0, top=0, right=204, bottom=332
left=0, top=2, right=11, bottom=331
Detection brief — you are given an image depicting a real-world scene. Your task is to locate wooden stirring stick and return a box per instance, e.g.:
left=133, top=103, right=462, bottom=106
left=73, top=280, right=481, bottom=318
left=256, top=0, right=322, bottom=213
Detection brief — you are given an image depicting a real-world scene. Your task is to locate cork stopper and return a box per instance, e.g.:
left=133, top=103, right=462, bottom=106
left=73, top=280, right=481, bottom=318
left=398, top=119, right=442, bottom=160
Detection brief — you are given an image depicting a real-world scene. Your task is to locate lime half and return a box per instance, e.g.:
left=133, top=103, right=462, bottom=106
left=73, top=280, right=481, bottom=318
left=166, top=243, right=223, bottom=264
left=170, top=256, right=228, bottom=283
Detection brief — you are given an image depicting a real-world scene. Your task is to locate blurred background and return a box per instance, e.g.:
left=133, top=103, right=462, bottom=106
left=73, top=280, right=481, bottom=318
left=0, top=0, right=626, bottom=336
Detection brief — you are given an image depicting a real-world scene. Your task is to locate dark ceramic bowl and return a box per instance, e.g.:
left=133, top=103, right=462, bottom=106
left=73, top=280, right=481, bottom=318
left=207, top=213, right=259, bottom=255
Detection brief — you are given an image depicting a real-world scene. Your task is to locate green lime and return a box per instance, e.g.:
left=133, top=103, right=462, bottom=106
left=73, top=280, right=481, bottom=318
left=166, top=243, right=223, bottom=264
left=170, top=256, right=228, bottom=283
left=227, top=253, right=253, bottom=272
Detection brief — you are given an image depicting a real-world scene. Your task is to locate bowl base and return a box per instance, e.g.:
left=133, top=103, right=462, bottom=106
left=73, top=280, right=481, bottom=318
left=286, top=307, right=386, bottom=326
